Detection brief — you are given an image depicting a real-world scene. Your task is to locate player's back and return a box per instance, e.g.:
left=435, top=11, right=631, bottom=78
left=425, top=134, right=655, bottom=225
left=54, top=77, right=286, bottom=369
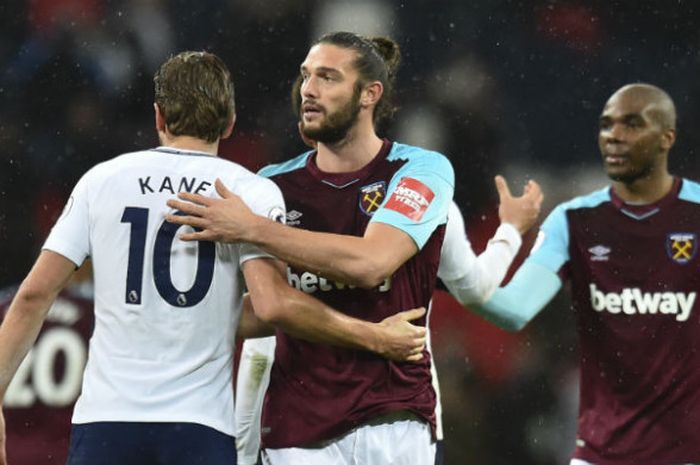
left=43, top=147, right=280, bottom=436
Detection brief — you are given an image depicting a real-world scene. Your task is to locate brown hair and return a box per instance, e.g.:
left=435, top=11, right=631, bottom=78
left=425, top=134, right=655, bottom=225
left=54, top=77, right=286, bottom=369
left=313, top=32, right=401, bottom=127
left=154, top=51, right=235, bottom=143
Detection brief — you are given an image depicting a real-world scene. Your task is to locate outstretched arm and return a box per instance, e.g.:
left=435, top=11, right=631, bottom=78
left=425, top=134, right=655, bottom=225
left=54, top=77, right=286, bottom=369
left=168, top=181, right=417, bottom=289
left=242, top=257, right=427, bottom=362
left=0, top=251, right=76, bottom=465
left=472, top=261, right=562, bottom=331
left=439, top=176, right=543, bottom=304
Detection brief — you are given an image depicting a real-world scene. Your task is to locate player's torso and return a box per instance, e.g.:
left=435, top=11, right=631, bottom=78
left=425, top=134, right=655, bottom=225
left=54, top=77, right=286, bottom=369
left=565, top=181, right=700, bottom=463
left=67, top=148, right=258, bottom=434
left=84, top=149, right=243, bottom=360
left=260, top=142, right=445, bottom=447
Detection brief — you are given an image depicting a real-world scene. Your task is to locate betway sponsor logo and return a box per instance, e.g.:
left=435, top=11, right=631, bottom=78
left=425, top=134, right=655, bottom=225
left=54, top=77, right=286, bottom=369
left=589, top=284, right=695, bottom=322
left=288, top=269, right=391, bottom=293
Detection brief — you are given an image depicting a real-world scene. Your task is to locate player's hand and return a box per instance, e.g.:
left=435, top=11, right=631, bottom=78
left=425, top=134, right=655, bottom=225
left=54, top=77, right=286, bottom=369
left=495, top=175, right=543, bottom=235
left=375, top=307, right=427, bottom=363
left=166, top=179, right=258, bottom=243
left=0, top=408, right=8, bottom=465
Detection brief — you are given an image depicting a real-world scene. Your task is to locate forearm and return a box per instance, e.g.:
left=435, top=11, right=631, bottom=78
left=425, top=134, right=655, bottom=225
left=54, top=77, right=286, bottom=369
left=443, top=223, right=522, bottom=304
left=472, top=261, right=561, bottom=331
left=0, top=288, right=57, bottom=400
left=0, top=251, right=75, bottom=400
left=236, top=294, right=275, bottom=339
left=254, top=285, right=382, bottom=353
left=246, top=217, right=393, bottom=288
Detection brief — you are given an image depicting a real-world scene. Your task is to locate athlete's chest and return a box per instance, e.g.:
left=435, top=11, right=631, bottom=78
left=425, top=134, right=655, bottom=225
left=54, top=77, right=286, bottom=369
left=275, top=174, right=394, bottom=235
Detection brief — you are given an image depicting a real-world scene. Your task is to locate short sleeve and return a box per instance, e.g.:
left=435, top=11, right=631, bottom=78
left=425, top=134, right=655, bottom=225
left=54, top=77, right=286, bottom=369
left=42, top=173, right=92, bottom=267
left=527, top=203, right=570, bottom=273
left=236, top=177, right=286, bottom=265
left=370, top=152, right=454, bottom=249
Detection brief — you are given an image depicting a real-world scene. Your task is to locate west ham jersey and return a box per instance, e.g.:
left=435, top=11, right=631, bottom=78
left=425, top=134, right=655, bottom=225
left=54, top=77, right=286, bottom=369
left=42, top=147, right=284, bottom=436
left=1, top=285, right=93, bottom=465
left=257, top=140, right=454, bottom=448
left=529, top=177, right=700, bottom=465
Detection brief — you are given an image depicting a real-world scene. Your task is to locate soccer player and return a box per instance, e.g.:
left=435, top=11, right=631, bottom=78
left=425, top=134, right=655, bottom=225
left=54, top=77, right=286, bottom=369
left=234, top=178, right=543, bottom=465
left=473, top=83, right=700, bottom=465
left=167, top=32, right=540, bottom=465
left=0, top=262, right=94, bottom=465
left=0, top=50, right=428, bottom=465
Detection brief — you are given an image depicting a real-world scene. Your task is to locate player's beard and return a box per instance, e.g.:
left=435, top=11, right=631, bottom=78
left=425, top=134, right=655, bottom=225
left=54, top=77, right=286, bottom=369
left=301, top=86, right=361, bottom=144
left=606, top=162, right=655, bottom=184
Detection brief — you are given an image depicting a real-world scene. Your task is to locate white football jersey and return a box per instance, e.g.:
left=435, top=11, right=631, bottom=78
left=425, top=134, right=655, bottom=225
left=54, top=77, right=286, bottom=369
left=43, top=146, right=285, bottom=436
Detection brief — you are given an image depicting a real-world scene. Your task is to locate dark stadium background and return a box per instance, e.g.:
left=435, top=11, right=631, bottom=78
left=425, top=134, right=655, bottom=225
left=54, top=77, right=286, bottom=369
left=1, top=1, right=699, bottom=464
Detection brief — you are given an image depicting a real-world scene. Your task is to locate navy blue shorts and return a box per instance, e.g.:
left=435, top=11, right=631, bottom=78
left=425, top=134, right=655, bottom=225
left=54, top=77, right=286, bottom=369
left=434, top=439, right=444, bottom=465
left=66, top=422, right=236, bottom=465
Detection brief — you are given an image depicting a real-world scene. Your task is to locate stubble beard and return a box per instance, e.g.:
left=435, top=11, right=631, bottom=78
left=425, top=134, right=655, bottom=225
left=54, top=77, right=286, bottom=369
left=301, top=89, right=362, bottom=145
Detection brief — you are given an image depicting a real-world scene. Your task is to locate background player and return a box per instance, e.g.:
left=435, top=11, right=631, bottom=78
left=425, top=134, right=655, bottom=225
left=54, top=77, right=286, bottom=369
left=0, top=262, right=93, bottom=465
left=0, top=50, right=427, bottom=465
left=474, top=83, right=700, bottom=465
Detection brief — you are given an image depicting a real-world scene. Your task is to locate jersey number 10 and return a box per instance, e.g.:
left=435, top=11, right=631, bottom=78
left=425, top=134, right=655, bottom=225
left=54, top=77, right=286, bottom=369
left=121, top=207, right=215, bottom=308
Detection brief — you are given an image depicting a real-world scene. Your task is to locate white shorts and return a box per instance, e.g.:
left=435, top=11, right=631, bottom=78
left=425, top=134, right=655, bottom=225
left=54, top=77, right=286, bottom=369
left=262, top=411, right=435, bottom=465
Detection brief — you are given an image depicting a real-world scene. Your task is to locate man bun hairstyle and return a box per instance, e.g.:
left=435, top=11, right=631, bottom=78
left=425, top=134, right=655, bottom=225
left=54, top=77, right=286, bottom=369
left=154, top=51, right=235, bottom=143
left=315, top=31, right=401, bottom=127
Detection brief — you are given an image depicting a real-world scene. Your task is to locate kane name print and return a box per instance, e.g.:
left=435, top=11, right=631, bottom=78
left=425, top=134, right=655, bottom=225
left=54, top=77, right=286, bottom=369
left=590, top=283, right=696, bottom=322
left=385, top=177, right=434, bottom=221
left=138, top=176, right=212, bottom=195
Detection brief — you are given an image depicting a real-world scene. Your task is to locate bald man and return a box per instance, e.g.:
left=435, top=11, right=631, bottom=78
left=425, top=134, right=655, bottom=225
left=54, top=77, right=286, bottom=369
left=474, top=84, right=700, bottom=465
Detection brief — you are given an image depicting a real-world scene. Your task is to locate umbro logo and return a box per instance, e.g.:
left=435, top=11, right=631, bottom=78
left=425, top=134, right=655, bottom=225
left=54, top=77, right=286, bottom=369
left=286, top=210, right=303, bottom=226
left=588, top=245, right=610, bottom=262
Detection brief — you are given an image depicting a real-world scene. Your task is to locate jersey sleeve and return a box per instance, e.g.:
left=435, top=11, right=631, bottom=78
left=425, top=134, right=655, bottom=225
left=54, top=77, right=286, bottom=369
left=42, top=172, right=92, bottom=267
left=235, top=336, right=276, bottom=465
left=370, top=152, right=454, bottom=249
left=526, top=203, right=571, bottom=273
left=439, top=201, right=522, bottom=304
left=235, top=177, right=286, bottom=266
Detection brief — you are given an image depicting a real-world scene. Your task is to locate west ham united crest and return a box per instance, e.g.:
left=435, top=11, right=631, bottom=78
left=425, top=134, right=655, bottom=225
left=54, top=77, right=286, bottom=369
left=666, top=232, right=697, bottom=264
left=359, top=181, right=386, bottom=216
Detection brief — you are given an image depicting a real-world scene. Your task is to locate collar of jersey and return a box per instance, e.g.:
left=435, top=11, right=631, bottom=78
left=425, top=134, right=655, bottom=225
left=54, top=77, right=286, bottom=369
left=151, top=146, right=217, bottom=157
left=610, top=176, right=681, bottom=218
left=305, top=139, right=392, bottom=189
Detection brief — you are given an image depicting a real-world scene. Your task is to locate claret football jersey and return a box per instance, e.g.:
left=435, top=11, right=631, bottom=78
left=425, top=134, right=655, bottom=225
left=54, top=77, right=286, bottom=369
left=42, top=147, right=284, bottom=436
left=257, top=140, right=454, bottom=447
left=529, top=177, right=700, bottom=464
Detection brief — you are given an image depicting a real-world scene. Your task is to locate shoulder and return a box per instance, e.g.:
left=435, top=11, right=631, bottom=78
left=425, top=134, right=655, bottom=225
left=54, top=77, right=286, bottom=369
left=553, top=186, right=611, bottom=215
left=678, top=178, right=700, bottom=205
left=387, top=142, right=454, bottom=184
left=388, top=142, right=451, bottom=167
left=257, top=151, right=313, bottom=178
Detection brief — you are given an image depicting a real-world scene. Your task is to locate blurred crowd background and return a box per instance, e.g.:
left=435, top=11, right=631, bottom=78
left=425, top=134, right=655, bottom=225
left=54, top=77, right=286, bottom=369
left=1, top=1, right=700, bottom=464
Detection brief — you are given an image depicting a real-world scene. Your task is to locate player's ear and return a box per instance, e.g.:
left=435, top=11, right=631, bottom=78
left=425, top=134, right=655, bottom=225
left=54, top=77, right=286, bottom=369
left=154, top=103, right=166, bottom=133
left=221, top=113, right=236, bottom=140
left=360, top=81, right=383, bottom=108
left=660, top=128, right=676, bottom=151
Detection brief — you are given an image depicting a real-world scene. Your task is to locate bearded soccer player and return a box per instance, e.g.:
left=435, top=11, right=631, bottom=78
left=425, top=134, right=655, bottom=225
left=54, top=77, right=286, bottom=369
left=168, top=32, right=455, bottom=465
left=0, top=50, right=427, bottom=465
left=473, top=83, right=700, bottom=465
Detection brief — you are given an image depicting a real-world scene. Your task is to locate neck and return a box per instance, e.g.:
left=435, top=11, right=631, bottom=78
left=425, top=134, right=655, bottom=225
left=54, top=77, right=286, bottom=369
left=161, top=133, right=220, bottom=155
left=315, top=118, right=383, bottom=173
left=613, top=170, right=674, bottom=204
